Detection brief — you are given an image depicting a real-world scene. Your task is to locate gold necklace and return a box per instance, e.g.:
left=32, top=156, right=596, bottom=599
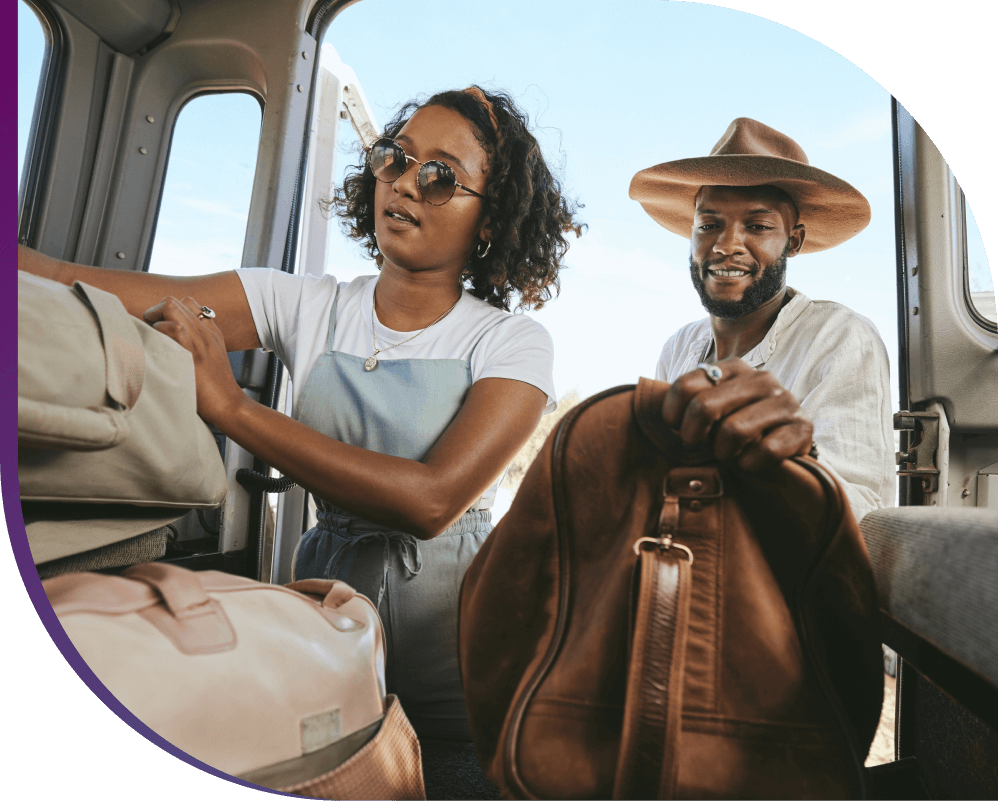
left=365, top=292, right=462, bottom=372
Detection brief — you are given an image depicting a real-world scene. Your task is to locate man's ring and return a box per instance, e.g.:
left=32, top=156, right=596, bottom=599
left=696, top=362, right=723, bottom=385
left=197, top=306, right=216, bottom=321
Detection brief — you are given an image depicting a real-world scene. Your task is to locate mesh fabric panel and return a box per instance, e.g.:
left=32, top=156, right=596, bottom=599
left=36, top=527, right=169, bottom=579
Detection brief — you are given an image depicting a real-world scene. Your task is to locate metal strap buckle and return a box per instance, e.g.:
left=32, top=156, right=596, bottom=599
left=632, top=536, right=694, bottom=565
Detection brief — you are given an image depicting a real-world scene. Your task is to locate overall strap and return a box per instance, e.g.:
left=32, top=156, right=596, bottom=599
left=323, top=289, right=341, bottom=353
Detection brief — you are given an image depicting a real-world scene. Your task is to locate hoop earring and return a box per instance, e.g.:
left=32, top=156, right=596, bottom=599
left=476, top=240, right=491, bottom=259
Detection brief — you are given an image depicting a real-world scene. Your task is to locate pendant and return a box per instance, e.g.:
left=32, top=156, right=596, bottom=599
left=364, top=355, right=378, bottom=372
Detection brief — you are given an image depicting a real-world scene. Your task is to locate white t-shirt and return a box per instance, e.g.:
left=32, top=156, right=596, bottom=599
left=236, top=269, right=558, bottom=420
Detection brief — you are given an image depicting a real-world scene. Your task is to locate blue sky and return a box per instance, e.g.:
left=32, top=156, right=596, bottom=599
left=18, top=0, right=995, bottom=410
left=318, top=0, right=974, bottom=408
left=17, top=3, right=43, bottom=180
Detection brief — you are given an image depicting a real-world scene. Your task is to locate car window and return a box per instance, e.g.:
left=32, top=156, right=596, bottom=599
left=965, top=200, right=996, bottom=326
left=18, top=1, right=47, bottom=187
left=147, top=93, right=262, bottom=276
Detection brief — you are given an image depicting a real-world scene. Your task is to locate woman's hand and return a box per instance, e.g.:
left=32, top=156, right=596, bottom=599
left=662, top=358, right=813, bottom=471
left=143, top=296, right=247, bottom=425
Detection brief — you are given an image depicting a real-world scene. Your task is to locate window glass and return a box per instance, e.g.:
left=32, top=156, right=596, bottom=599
left=18, top=1, right=47, bottom=185
left=319, top=0, right=899, bottom=520
left=147, top=93, right=262, bottom=276
left=965, top=202, right=996, bottom=325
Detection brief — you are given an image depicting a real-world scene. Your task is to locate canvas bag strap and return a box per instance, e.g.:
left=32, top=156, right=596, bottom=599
left=18, top=281, right=146, bottom=450
left=73, top=281, right=145, bottom=410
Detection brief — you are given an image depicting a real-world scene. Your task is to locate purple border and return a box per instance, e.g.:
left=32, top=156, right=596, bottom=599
left=0, top=6, right=322, bottom=798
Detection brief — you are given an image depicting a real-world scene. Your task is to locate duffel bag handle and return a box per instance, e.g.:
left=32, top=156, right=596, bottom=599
left=124, top=562, right=214, bottom=616
left=286, top=578, right=357, bottom=610
left=18, top=281, right=146, bottom=451
left=123, top=563, right=237, bottom=654
left=633, top=378, right=714, bottom=465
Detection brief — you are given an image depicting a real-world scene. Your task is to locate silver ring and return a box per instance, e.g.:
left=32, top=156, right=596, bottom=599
left=197, top=305, right=216, bottom=320
left=696, top=362, right=723, bottom=385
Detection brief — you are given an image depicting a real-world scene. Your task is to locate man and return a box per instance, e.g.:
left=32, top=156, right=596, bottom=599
left=630, top=117, right=894, bottom=520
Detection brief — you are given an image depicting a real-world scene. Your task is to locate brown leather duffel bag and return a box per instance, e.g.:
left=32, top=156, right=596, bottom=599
left=459, top=379, right=883, bottom=799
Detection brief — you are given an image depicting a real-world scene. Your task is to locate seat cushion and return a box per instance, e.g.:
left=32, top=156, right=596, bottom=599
left=861, top=506, right=998, bottom=688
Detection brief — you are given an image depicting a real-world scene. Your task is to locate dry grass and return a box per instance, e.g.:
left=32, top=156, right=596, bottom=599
left=501, top=391, right=580, bottom=493
left=866, top=673, right=896, bottom=767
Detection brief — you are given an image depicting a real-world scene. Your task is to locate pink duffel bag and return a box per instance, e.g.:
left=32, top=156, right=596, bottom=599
left=43, top=563, right=425, bottom=798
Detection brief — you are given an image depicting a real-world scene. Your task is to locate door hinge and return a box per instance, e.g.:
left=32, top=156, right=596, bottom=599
left=894, top=410, right=941, bottom=493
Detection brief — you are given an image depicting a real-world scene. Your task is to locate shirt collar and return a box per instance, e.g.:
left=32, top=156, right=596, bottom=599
left=697, top=287, right=813, bottom=368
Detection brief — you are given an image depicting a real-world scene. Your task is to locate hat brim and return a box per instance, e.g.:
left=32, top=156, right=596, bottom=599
left=629, top=154, right=871, bottom=254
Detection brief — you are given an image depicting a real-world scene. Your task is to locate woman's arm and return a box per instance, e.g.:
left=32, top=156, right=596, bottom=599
left=150, top=296, right=546, bottom=540
left=227, top=377, right=544, bottom=539
left=17, top=245, right=261, bottom=352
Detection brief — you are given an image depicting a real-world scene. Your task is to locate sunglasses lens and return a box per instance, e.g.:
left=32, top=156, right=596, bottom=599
left=369, top=139, right=406, bottom=182
left=417, top=161, right=457, bottom=205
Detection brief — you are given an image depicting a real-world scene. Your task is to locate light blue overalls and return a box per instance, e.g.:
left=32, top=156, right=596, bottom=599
left=291, top=295, right=492, bottom=742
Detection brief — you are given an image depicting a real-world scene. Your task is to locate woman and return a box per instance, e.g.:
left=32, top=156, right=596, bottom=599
left=21, top=86, right=581, bottom=754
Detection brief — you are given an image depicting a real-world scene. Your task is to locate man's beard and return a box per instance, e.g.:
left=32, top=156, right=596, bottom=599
left=689, top=241, right=791, bottom=320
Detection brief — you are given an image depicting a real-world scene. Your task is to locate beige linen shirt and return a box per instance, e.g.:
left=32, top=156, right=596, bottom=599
left=655, top=287, right=895, bottom=521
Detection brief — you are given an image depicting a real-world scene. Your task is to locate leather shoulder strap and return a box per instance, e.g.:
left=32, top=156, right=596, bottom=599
left=613, top=546, right=692, bottom=800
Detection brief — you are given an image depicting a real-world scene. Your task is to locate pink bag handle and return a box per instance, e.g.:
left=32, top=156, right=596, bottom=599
left=123, top=563, right=237, bottom=654
left=124, top=562, right=212, bottom=616
left=286, top=578, right=357, bottom=610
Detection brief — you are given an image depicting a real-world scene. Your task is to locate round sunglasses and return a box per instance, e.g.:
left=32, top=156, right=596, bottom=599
left=367, top=137, right=486, bottom=206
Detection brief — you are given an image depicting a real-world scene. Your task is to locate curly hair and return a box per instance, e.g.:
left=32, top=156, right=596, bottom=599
left=331, top=86, right=583, bottom=311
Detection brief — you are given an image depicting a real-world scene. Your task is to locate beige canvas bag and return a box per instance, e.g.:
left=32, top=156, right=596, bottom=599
left=18, top=271, right=227, bottom=509
left=19, top=271, right=144, bottom=451
left=44, top=565, right=425, bottom=799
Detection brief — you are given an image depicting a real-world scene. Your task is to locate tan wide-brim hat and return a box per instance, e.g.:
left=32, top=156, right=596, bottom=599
left=629, top=117, right=871, bottom=254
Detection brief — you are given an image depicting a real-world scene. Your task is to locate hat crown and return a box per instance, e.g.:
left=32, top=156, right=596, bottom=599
left=709, top=117, right=809, bottom=165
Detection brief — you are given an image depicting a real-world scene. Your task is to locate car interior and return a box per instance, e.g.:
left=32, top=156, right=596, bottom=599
left=14, top=0, right=998, bottom=797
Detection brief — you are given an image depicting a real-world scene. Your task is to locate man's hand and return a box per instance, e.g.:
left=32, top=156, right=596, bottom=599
left=662, top=358, right=813, bottom=471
